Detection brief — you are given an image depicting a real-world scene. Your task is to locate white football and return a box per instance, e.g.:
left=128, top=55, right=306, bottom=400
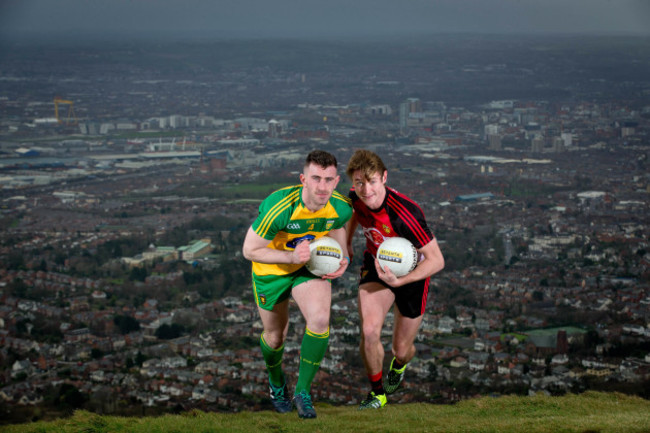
left=305, top=236, right=343, bottom=276
left=377, top=237, right=418, bottom=277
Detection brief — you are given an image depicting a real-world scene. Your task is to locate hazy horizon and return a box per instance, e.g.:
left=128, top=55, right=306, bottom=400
left=1, top=0, right=649, bottom=45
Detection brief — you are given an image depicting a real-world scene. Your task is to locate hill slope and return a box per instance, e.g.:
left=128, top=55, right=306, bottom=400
left=1, top=392, right=649, bottom=433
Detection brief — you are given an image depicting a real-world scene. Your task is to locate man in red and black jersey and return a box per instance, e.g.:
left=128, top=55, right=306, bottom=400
left=345, top=149, right=445, bottom=410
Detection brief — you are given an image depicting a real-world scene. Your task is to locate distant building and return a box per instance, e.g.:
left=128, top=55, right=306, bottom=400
left=199, top=156, right=227, bottom=177
left=53, top=190, right=88, bottom=204
left=178, top=238, right=213, bottom=262
left=15, top=147, right=39, bottom=157
left=456, top=192, right=494, bottom=202
left=268, top=119, right=280, bottom=138
left=366, top=104, right=392, bottom=116
left=486, top=100, right=514, bottom=109
left=488, top=134, right=502, bottom=151
left=217, top=138, right=260, bottom=147
left=142, top=245, right=177, bottom=262
left=484, top=123, right=499, bottom=139
left=531, top=136, right=544, bottom=153
left=561, top=132, right=573, bottom=147
left=399, top=97, right=422, bottom=134
left=620, top=121, right=637, bottom=138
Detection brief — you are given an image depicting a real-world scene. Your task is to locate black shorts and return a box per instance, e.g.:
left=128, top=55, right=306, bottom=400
left=359, top=251, right=430, bottom=319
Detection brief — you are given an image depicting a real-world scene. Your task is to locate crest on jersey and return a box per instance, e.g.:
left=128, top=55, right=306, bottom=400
left=382, top=224, right=391, bottom=234
left=259, top=294, right=267, bottom=305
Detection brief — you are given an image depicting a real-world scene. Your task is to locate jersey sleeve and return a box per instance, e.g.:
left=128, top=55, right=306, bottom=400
left=403, top=207, right=434, bottom=250
left=251, top=187, right=298, bottom=240
left=387, top=191, right=434, bottom=250
left=330, top=190, right=353, bottom=229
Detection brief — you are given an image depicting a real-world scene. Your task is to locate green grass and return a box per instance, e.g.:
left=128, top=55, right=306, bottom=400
left=2, top=392, right=648, bottom=433
left=526, top=327, right=587, bottom=336
left=501, top=332, right=529, bottom=342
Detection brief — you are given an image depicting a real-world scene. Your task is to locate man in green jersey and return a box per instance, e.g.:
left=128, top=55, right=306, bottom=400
left=242, top=150, right=352, bottom=419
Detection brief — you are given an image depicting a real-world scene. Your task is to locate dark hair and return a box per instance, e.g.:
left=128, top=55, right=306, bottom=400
left=346, top=149, right=387, bottom=180
left=305, top=150, right=337, bottom=169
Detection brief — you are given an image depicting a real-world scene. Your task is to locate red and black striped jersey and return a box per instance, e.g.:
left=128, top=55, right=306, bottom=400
left=349, top=186, right=434, bottom=257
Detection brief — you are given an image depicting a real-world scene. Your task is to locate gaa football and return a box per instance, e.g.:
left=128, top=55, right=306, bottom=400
left=376, top=237, right=418, bottom=277
left=305, top=236, right=343, bottom=276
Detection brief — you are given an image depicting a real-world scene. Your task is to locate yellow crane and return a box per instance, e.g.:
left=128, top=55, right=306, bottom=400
left=53, top=97, right=78, bottom=125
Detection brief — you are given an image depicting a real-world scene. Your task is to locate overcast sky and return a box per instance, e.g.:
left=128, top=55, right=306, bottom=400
left=1, top=0, right=649, bottom=42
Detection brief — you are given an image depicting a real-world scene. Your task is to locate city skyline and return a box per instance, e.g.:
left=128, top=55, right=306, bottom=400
left=0, top=30, right=648, bottom=424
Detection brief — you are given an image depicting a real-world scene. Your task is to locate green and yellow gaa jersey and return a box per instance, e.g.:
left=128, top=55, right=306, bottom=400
left=251, top=184, right=352, bottom=276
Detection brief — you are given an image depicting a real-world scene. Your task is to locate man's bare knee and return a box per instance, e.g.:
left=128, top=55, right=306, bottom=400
left=393, top=342, right=415, bottom=361
left=362, top=324, right=382, bottom=345
left=263, top=331, right=284, bottom=349
left=305, top=313, right=330, bottom=334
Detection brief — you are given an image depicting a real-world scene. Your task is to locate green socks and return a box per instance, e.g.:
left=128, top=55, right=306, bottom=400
left=261, top=327, right=330, bottom=394
left=295, top=327, right=330, bottom=394
left=260, top=333, right=285, bottom=387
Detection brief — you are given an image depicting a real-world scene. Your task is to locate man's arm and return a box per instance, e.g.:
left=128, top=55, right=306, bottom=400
left=242, top=226, right=310, bottom=265
left=375, top=237, right=444, bottom=288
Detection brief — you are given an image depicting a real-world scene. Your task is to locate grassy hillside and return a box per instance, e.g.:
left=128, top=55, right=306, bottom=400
left=1, top=392, right=648, bottom=433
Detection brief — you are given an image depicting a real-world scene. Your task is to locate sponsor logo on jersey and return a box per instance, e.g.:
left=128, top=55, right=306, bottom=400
left=363, top=227, right=385, bottom=246
left=286, top=234, right=315, bottom=249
